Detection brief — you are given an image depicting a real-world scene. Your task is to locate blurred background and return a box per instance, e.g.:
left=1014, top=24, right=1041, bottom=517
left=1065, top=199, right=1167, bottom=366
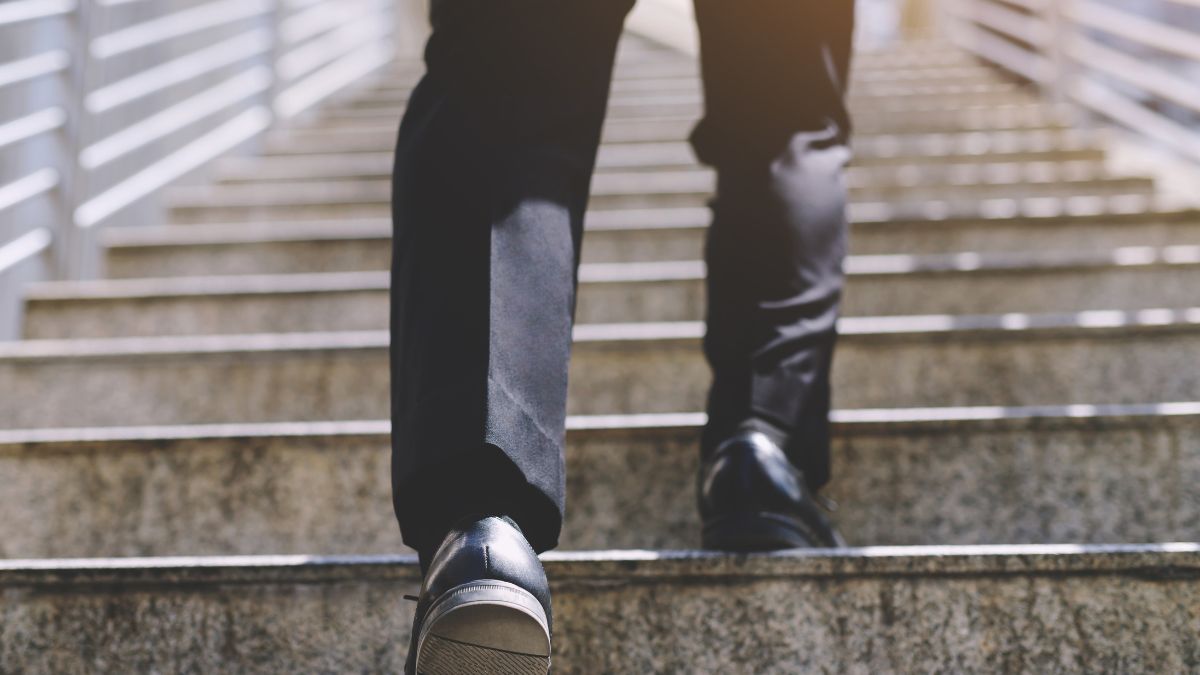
left=2, top=0, right=1199, bottom=337
left=2, top=1, right=1199, bottom=670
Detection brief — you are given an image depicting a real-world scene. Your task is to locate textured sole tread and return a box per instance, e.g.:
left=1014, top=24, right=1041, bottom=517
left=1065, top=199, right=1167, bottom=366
left=418, top=633, right=549, bottom=675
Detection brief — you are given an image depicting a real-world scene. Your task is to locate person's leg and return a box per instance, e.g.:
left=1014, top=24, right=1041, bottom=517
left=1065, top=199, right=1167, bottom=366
left=390, top=0, right=635, bottom=565
left=691, top=0, right=855, bottom=491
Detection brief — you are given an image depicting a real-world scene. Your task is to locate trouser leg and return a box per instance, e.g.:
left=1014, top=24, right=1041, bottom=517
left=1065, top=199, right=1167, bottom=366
left=691, top=0, right=856, bottom=490
left=390, top=0, right=634, bottom=559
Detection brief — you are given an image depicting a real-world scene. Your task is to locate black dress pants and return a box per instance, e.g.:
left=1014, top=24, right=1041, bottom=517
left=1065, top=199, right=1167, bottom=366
left=391, top=0, right=855, bottom=559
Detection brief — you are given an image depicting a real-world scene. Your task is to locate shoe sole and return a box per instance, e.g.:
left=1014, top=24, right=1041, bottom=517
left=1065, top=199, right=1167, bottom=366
left=703, top=512, right=840, bottom=551
left=415, top=580, right=551, bottom=675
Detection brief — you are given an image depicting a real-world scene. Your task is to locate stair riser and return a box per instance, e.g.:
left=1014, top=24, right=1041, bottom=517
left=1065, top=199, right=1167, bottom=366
left=260, top=133, right=1108, bottom=168
left=264, top=125, right=1093, bottom=156
left=3, top=417, right=1196, bottom=557
left=313, top=105, right=1066, bottom=137
left=317, top=96, right=1039, bottom=130
left=105, top=237, right=398, bottom=279
left=4, top=327, right=1200, bottom=427
left=3, top=557, right=1196, bottom=673
left=364, top=67, right=1012, bottom=98
left=213, top=153, right=1115, bottom=187
left=26, top=264, right=1200, bottom=338
left=167, top=182, right=1153, bottom=224
left=567, top=330, right=1200, bottom=415
left=102, top=216, right=1200, bottom=277
left=376, top=59, right=981, bottom=90
left=342, top=83, right=1022, bottom=114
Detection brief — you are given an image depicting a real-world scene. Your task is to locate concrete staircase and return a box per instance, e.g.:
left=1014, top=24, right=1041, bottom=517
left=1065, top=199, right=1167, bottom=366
left=3, top=35, right=1199, bottom=673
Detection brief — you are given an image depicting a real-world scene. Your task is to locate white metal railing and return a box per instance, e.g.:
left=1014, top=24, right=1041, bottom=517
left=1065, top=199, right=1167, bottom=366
left=942, top=0, right=1200, bottom=161
left=0, top=0, right=402, bottom=337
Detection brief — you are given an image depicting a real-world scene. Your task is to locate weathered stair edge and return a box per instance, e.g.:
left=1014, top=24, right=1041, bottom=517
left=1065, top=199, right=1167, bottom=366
left=0, top=404, right=1198, bottom=557
left=2, top=545, right=1198, bottom=674
left=5, top=312, right=1200, bottom=427
left=23, top=247, right=1200, bottom=337
left=98, top=206, right=1200, bottom=275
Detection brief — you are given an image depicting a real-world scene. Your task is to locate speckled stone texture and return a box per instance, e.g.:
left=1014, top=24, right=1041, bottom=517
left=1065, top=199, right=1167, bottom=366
left=100, top=214, right=1200, bottom=282
left=1, top=548, right=1197, bottom=673
left=595, top=212, right=1200, bottom=260
left=4, top=323, right=1200, bottom=426
left=22, top=262, right=1200, bottom=339
left=2, top=413, right=1196, bottom=557
left=104, top=233, right=395, bottom=278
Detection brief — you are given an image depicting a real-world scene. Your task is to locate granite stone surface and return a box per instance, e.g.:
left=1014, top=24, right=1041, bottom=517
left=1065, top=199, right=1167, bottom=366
left=2, top=412, right=1197, bottom=557
left=2, top=547, right=1197, bottom=673
left=24, top=262, right=1200, bottom=339
left=4, top=321, right=1200, bottom=427
left=103, top=213, right=1200, bottom=286
left=106, top=236, right=394, bottom=279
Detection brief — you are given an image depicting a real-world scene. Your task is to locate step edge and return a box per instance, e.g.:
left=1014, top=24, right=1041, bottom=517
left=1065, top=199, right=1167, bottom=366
left=4, top=401, right=1200, bottom=447
left=3, top=543, right=1198, bottom=587
left=6, top=308, right=1200, bottom=360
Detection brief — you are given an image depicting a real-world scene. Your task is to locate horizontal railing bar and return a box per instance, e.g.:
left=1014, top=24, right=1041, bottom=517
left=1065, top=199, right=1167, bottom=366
left=948, top=0, right=1052, bottom=46
left=0, top=228, right=53, bottom=276
left=946, top=17, right=1055, bottom=84
left=277, top=15, right=390, bottom=83
left=0, top=168, right=59, bottom=215
left=281, top=0, right=388, bottom=46
left=95, top=0, right=161, bottom=7
left=86, top=28, right=272, bottom=114
left=0, top=51, right=69, bottom=91
left=75, top=107, right=270, bottom=229
left=1068, top=1, right=1200, bottom=63
left=1068, top=35, right=1200, bottom=116
left=0, top=108, right=67, bottom=152
left=1071, top=76, right=1200, bottom=162
left=90, top=0, right=271, bottom=60
left=81, top=67, right=271, bottom=170
left=0, top=0, right=75, bottom=27
left=275, top=42, right=392, bottom=119
left=992, top=0, right=1045, bottom=12
left=285, top=0, right=326, bottom=9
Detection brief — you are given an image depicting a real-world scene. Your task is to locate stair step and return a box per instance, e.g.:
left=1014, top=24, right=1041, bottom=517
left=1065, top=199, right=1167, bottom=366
left=3, top=546, right=1197, bottom=672
left=2, top=405, right=1198, bottom=557
left=219, top=141, right=1096, bottom=182
left=367, top=63, right=1011, bottom=98
left=259, top=126, right=1106, bottom=165
left=4, top=310, right=1200, bottom=427
left=313, top=87, right=1037, bottom=125
left=27, top=247, right=1200, bottom=337
left=169, top=162, right=1150, bottom=224
left=101, top=207, right=1200, bottom=278
left=214, top=151, right=1116, bottom=186
left=346, top=80, right=1023, bottom=109
left=371, top=52, right=982, bottom=94
left=309, top=100, right=1071, bottom=144
left=588, top=202, right=1200, bottom=261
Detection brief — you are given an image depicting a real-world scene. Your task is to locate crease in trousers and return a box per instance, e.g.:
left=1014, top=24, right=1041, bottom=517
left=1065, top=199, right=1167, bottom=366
left=390, top=0, right=856, bottom=560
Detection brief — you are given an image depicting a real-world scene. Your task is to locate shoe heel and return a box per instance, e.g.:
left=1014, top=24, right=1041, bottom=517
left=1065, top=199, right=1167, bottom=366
left=702, top=512, right=818, bottom=552
left=415, top=580, right=551, bottom=675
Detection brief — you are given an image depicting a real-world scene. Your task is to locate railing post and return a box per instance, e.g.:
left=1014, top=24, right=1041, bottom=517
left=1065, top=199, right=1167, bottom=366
left=264, top=0, right=284, bottom=122
left=56, top=0, right=99, bottom=280
left=1042, top=0, right=1075, bottom=105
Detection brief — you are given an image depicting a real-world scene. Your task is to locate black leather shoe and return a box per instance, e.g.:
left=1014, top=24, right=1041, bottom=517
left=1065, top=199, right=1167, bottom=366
left=404, top=515, right=552, bottom=675
left=699, top=430, right=846, bottom=551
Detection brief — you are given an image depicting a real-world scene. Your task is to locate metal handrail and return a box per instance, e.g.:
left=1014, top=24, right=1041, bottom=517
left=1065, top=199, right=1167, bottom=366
left=0, top=0, right=75, bottom=26
left=943, top=0, right=1200, bottom=164
left=90, top=0, right=273, bottom=59
left=0, top=0, right=404, bottom=338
